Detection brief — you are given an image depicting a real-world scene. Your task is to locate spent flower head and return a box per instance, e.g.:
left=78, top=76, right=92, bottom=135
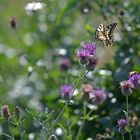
left=120, top=80, right=134, bottom=96
left=80, top=84, right=94, bottom=99
left=60, top=85, right=73, bottom=100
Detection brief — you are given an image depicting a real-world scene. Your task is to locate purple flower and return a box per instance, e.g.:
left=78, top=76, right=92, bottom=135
left=120, top=80, right=134, bottom=96
left=60, top=85, right=73, bottom=100
left=90, top=89, right=107, bottom=105
left=129, top=71, right=140, bottom=88
left=76, top=42, right=97, bottom=71
left=117, top=118, right=128, bottom=133
left=81, top=42, right=96, bottom=55
left=76, top=49, right=90, bottom=59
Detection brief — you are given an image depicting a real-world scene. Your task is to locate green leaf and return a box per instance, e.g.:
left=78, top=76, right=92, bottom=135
left=85, top=24, right=94, bottom=35
left=125, top=126, right=133, bottom=133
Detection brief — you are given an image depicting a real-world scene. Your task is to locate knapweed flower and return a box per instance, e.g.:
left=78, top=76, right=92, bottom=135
left=81, top=42, right=96, bottom=55
left=76, top=49, right=90, bottom=65
left=60, top=85, right=73, bottom=100
left=129, top=71, right=140, bottom=88
left=59, top=58, right=70, bottom=71
left=85, top=55, right=97, bottom=71
left=9, top=17, right=17, bottom=29
left=80, top=84, right=94, bottom=99
left=1, top=105, right=10, bottom=119
left=76, top=42, right=97, bottom=71
left=120, top=80, right=134, bottom=96
left=90, top=89, right=107, bottom=105
left=117, top=118, right=128, bottom=133
left=15, top=106, right=21, bottom=118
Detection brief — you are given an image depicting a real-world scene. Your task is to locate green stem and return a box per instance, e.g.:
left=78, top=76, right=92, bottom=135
left=122, top=133, right=125, bottom=140
left=126, top=96, right=129, bottom=118
left=129, top=132, right=133, bottom=140
left=18, top=117, right=24, bottom=140
left=76, top=102, right=86, bottom=140
left=66, top=102, right=72, bottom=140
left=71, top=70, right=89, bottom=96
left=126, top=96, right=133, bottom=140
left=50, top=105, right=66, bottom=132
left=8, top=119, right=15, bottom=140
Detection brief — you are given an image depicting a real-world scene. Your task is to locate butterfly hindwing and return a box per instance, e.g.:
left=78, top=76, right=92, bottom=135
left=105, top=23, right=117, bottom=46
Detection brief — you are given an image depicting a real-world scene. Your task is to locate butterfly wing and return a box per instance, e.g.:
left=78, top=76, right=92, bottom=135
left=94, top=21, right=106, bottom=41
left=105, top=23, right=117, bottom=46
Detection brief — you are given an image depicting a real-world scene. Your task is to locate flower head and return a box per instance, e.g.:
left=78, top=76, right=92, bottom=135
left=80, top=84, right=94, bottom=99
left=117, top=118, right=128, bottom=133
left=60, top=85, right=73, bottom=100
left=76, top=49, right=90, bottom=59
left=15, top=106, right=21, bottom=118
left=85, top=55, right=97, bottom=71
left=1, top=105, right=10, bottom=119
left=129, top=71, right=140, bottom=88
left=9, top=17, right=17, bottom=29
left=81, top=42, right=96, bottom=55
left=76, top=42, right=97, bottom=71
left=59, top=58, right=70, bottom=71
left=90, top=89, right=107, bottom=105
left=120, top=80, right=134, bottom=96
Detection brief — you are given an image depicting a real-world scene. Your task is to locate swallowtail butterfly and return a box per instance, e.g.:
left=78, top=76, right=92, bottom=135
left=94, top=21, right=117, bottom=47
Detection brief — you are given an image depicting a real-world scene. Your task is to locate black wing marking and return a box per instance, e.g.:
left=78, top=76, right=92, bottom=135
left=105, top=23, right=117, bottom=46
left=106, top=23, right=117, bottom=40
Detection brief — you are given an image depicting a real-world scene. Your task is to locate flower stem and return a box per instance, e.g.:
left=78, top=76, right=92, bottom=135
left=76, top=102, right=86, bottom=140
left=129, top=132, right=133, bottom=140
left=66, top=102, right=72, bottom=140
left=50, top=104, right=66, bottom=132
left=126, top=96, right=129, bottom=118
left=122, top=133, right=125, bottom=140
left=126, top=96, right=133, bottom=140
left=71, top=70, right=89, bottom=96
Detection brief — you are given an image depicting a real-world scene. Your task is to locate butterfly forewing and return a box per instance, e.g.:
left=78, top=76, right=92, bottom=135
left=95, top=21, right=106, bottom=41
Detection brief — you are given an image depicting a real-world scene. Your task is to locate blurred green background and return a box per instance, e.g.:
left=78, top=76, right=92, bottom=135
left=0, top=0, right=140, bottom=139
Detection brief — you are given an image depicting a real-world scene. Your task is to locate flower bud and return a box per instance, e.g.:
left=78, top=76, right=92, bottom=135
left=120, top=80, right=134, bottom=96
left=60, top=85, right=73, bottom=101
left=15, top=106, right=21, bottom=118
left=9, top=17, right=17, bottom=29
left=1, top=105, right=10, bottom=119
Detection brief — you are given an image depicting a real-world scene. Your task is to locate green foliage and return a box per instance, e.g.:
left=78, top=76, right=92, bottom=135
left=0, top=0, right=140, bottom=140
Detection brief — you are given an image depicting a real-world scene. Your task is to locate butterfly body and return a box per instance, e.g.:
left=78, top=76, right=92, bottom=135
left=94, top=21, right=117, bottom=47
